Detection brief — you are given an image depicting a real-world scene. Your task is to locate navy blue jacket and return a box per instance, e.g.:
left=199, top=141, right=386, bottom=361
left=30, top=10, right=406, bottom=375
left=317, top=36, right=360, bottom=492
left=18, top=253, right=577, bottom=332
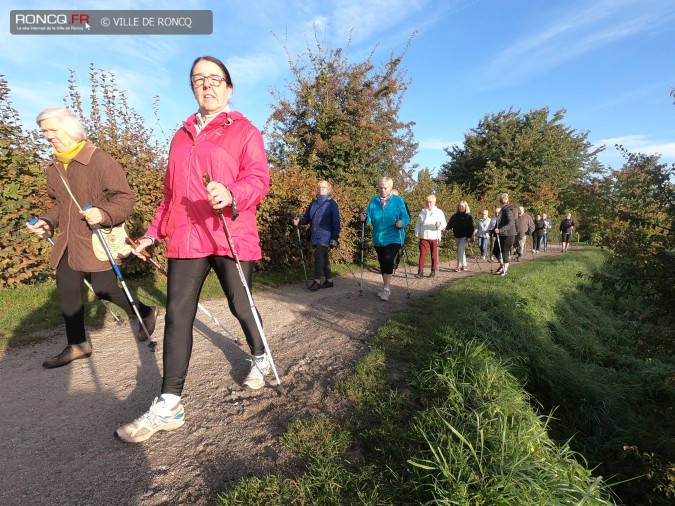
left=298, top=196, right=341, bottom=245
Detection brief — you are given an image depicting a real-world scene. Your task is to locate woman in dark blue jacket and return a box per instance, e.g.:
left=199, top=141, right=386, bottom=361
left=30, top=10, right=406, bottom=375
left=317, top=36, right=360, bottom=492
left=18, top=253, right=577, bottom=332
left=294, top=180, right=341, bottom=290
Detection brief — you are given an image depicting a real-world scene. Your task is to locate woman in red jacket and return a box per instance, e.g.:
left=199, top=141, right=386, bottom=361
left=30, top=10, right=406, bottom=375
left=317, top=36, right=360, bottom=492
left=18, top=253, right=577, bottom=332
left=117, top=56, right=270, bottom=443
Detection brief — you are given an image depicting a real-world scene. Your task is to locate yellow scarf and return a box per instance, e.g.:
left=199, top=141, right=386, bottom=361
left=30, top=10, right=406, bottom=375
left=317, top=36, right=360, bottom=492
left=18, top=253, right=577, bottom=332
left=54, top=140, right=86, bottom=170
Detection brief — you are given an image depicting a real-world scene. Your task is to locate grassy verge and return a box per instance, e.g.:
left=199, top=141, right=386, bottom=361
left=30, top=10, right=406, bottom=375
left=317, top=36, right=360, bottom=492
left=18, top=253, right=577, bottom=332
left=218, top=249, right=674, bottom=505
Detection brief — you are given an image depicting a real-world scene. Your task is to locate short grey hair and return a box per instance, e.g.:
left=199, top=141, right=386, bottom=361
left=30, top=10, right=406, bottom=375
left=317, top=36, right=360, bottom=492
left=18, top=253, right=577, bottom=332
left=36, top=107, right=87, bottom=141
left=379, top=176, right=393, bottom=189
left=317, top=180, right=333, bottom=195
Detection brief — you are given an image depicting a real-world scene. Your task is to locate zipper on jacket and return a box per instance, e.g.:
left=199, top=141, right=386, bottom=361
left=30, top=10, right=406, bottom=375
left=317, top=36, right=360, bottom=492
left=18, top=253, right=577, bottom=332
left=183, top=116, right=233, bottom=256
left=185, top=124, right=197, bottom=254
left=187, top=141, right=200, bottom=254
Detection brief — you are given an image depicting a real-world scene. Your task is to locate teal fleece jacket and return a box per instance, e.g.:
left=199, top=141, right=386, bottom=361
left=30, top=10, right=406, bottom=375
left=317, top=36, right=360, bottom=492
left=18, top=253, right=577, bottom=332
left=364, top=194, right=410, bottom=247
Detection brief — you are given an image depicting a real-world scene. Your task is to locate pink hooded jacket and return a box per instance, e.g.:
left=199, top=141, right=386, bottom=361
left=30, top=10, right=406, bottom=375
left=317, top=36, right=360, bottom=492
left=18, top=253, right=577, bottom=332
left=145, top=110, right=269, bottom=261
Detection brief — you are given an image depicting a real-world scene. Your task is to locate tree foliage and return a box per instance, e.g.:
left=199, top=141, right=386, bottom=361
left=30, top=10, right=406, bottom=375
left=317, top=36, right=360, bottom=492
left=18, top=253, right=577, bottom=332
left=261, top=30, right=421, bottom=268
left=0, top=76, right=50, bottom=286
left=265, top=29, right=419, bottom=190
left=580, top=147, right=674, bottom=319
left=63, top=65, right=168, bottom=277
left=440, top=107, right=603, bottom=215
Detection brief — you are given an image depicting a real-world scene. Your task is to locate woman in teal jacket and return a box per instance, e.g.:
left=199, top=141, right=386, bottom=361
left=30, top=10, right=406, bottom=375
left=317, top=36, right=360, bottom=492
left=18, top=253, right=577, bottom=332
left=360, top=177, right=410, bottom=301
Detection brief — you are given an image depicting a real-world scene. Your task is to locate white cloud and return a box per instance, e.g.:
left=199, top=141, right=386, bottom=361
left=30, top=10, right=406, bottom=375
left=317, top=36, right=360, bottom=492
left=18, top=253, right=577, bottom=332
left=331, top=0, right=427, bottom=42
left=595, top=135, right=675, bottom=158
left=481, top=0, right=675, bottom=88
left=226, top=52, right=286, bottom=88
left=418, top=138, right=461, bottom=151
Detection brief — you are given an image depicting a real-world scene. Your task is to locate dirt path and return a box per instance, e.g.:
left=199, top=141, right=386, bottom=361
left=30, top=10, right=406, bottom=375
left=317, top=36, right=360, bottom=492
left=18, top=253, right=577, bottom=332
left=0, top=251, right=554, bottom=505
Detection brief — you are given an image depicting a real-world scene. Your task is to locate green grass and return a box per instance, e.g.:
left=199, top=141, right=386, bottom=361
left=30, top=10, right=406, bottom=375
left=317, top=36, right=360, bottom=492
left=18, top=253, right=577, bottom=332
left=217, top=249, right=674, bottom=505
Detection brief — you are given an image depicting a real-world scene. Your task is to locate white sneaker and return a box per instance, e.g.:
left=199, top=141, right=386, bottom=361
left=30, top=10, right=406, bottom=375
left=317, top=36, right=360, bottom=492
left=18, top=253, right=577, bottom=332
left=243, top=354, right=270, bottom=390
left=379, top=289, right=390, bottom=301
left=115, top=398, right=185, bottom=443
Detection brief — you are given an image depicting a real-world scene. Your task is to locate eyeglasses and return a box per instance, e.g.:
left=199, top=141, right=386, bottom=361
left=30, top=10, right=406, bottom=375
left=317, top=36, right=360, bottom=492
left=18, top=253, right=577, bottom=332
left=191, top=74, right=228, bottom=87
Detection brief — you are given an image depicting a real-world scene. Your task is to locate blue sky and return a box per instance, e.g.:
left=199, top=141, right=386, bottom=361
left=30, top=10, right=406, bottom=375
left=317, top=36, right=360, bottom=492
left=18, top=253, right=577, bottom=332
left=2, top=0, right=674, bottom=174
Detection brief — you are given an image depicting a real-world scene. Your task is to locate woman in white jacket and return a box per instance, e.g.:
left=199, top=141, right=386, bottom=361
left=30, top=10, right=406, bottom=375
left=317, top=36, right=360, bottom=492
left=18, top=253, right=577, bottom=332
left=414, top=195, right=447, bottom=277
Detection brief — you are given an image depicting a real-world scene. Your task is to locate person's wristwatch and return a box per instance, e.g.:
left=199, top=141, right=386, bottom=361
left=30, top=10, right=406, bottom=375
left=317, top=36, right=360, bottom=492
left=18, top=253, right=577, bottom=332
left=142, top=235, right=158, bottom=246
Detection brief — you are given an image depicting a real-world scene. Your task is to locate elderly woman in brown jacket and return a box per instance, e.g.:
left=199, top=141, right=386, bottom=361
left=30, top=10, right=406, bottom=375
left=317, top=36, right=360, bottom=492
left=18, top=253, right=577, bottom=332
left=26, top=107, right=158, bottom=369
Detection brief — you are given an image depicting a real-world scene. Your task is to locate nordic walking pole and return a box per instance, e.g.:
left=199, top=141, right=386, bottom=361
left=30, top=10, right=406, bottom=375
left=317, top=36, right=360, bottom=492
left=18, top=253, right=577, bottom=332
left=495, top=233, right=505, bottom=272
left=490, top=239, right=494, bottom=273
left=202, top=173, right=281, bottom=387
left=468, top=240, right=482, bottom=271
left=125, top=237, right=240, bottom=345
left=448, top=240, right=454, bottom=272
left=398, top=229, right=411, bottom=299
left=332, top=243, right=362, bottom=292
left=28, top=217, right=122, bottom=323
left=438, top=237, right=441, bottom=281
left=294, top=223, right=309, bottom=286
left=495, top=234, right=504, bottom=274
left=82, top=206, right=153, bottom=341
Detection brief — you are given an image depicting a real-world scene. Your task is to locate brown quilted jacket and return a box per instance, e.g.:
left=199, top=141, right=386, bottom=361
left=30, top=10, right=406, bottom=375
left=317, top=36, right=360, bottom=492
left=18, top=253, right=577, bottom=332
left=40, top=141, right=136, bottom=272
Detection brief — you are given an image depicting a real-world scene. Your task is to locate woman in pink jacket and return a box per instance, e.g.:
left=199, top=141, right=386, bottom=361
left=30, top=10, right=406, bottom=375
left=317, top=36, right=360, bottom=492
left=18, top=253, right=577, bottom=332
left=117, top=56, right=270, bottom=443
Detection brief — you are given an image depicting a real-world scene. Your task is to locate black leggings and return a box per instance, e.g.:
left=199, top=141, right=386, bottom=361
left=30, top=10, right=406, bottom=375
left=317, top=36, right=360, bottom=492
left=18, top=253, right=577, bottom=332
left=492, top=235, right=515, bottom=264
left=313, top=244, right=332, bottom=280
left=162, top=256, right=263, bottom=396
left=55, top=250, right=151, bottom=345
left=375, top=244, right=401, bottom=275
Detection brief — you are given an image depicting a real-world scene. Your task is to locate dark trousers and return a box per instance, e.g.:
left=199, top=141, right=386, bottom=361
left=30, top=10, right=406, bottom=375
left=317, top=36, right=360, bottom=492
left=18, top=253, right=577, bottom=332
left=492, top=235, right=515, bottom=264
left=375, top=244, right=401, bottom=275
left=313, top=244, right=332, bottom=280
left=162, top=256, right=263, bottom=396
left=55, top=249, right=150, bottom=345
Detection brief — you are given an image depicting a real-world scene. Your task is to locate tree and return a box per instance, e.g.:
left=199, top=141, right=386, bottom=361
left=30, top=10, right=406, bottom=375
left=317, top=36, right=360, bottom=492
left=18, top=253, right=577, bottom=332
left=0, top=76, right=49, bottom=286
left=599, top=148, right=674, bottom=260
left=578, top=146, right=675, bottom=321
left=439, top=107, right=603, bottom=214
left=265, top=29, right=419, bottom=191
left=63, top=65, right=169, bottom=276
